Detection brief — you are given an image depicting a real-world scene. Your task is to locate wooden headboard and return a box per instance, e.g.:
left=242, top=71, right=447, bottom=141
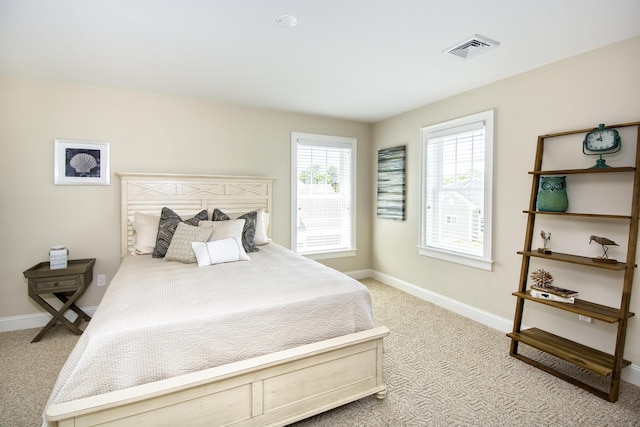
left=116, top=172, right=274, bottom=257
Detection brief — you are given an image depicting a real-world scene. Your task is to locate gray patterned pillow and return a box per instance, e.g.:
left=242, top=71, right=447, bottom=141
left=152, top=208, right=208, bottom=258
left=165, top=222, right=212, bottom=263
left=212, top=209, right=258, bottom=253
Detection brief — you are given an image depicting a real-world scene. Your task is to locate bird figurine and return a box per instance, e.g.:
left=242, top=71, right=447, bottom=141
left=539, top=230, right=552, bottom=253
left=589, top=235, right=619, bottom=259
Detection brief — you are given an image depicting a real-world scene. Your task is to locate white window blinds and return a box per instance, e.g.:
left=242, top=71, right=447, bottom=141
left=424, top=122, right=485, bottom=256
left=292, top=133, right=356, bottom=256
left=419, top=110, right=493, bottom=270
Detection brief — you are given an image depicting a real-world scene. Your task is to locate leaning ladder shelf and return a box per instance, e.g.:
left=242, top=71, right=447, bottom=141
left=507, top=121, right=640, bottom=402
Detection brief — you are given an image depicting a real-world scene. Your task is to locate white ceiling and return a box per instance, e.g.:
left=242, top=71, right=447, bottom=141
left=1, top=1, right=639, bottom=123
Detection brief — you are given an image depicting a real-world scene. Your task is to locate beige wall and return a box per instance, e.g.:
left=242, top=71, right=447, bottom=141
left=371, top=36, right=640, bottom=362
left=0, top=78, right=372, bottom=318
left=2, top=35, right=639, bottom=366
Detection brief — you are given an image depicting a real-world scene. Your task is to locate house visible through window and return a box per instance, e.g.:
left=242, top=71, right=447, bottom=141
left=419, top=110, right=493, bottom=270
left=291, top=132, right=356, bottom=259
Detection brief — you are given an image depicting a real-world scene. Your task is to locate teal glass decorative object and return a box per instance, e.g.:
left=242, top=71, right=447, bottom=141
left=536, top=176, right=568, bottom=212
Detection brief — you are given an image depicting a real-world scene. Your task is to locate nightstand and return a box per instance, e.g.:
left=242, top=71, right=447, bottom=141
left=23, top=258, right=95, bottom=342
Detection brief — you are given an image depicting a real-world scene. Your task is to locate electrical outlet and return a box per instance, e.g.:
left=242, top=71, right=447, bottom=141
left=578, top=314, right=592, bottom=323
left=97, top=274, right=106, bottom=286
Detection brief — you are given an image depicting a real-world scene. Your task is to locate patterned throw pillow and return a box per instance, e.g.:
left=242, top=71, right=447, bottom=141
left=165, top=222, right=212, bottom=263
left=152, top=208, right=208, bottom=258
left=212, top=209, right=258, bottom=253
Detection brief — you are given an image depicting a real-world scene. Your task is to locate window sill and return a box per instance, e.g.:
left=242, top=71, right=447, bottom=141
left=301, top=249, right=357, bottom=260
left=418, top=246, right=492, bottom=271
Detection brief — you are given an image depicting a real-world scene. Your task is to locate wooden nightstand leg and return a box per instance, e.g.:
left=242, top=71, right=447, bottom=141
left=29, top=293, right=79, bottom=342
left=29, top=288, right=86, bottom=342
left=51, top=288, right=86, bottom=335
left=31, top=315, right=58, bottom=343
left=56, top=293, right=92, bottom=321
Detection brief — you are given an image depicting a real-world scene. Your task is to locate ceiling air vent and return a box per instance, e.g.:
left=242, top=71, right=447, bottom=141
left=442, top=34, right=500, bottom=59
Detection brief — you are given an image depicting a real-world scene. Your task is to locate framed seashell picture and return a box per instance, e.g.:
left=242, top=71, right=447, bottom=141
left=54, top=139, right=110, bottom=185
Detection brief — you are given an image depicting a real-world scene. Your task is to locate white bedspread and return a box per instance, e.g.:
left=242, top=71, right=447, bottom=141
left=45, top=243, right=374, bottom=410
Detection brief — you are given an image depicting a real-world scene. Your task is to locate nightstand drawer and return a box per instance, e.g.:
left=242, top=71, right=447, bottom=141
left=32, top=276, right=80, bottom=292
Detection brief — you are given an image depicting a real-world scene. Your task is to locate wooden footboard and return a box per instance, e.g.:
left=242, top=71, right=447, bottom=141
left=46, top=326, right=389, bottom=427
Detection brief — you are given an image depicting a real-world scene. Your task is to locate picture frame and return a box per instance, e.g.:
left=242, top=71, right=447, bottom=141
left=377, top=145, right=406, bottom=220
left=54, top=139, right=110, bottom=185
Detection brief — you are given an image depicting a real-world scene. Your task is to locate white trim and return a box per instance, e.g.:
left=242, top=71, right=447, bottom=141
left=304, top=249, right=357, bottom=260
left=622, top=364, right=640, bottom=387
left=344, top=269, right=371, bottom=280
left=369, top=270, right=511, bottom=332
left=417, top=246, right=493, bottom=271
left=0, top=306, right=97, bottom=332
left=344, top=269, right=640, bottom=388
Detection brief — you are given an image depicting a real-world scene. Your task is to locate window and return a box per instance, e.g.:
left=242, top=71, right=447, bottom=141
left=291, top=132, right=356, bottom=259
left=419, top=110, right=493, bottom=270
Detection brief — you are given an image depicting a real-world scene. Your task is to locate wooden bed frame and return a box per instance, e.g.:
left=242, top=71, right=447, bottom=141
left=45, top=172, right=389, bottom=427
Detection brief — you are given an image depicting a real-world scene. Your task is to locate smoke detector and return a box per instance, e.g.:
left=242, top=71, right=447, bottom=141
left=277, top=15, right=297, bottom=28
left=442, top=34, right=500, bottom=59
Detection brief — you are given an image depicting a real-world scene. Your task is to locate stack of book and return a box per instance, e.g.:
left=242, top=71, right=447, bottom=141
left=529, top=284, right=578, bottom=304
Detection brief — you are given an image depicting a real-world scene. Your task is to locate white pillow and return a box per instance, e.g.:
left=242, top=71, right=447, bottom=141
left=131, top=212, right=160, bottom=255
left=191, top=237, right=250, bottom=267
left=191, top=241, right=213, bottom=267
left=198, top=219, right=245, bottom=242
left=225, top=208, right=271, bottom=245
left=258, top=210, right=271, bottom=245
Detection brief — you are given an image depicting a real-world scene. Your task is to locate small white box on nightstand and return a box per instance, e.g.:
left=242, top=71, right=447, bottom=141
left=49, top=246, right=68, bottom=270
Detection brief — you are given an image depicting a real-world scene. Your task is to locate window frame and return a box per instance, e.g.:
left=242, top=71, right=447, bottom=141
left=418, top=110, right=494, bottom=271
left=291, top=132, right=357, bottom=260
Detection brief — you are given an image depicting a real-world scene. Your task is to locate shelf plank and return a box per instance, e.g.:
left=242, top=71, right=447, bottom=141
left=539, top=121, right=640, bottom=139
left=517, top=250, right=628, bottom=270
left=528, top=167, right=635, bottom=176
left=512, top=291, right=635, bottom=323
left=522, top=210, right=632, bottom=220
left=508, top=352, right=613, bottom=401
left=507, top=328, right=631, bottom=377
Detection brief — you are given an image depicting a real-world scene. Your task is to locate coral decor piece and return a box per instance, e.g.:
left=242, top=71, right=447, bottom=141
left=530, top=269, right=554, bottom=288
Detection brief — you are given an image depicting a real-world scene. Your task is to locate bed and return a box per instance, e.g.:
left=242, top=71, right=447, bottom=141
left=43, top=172, right=389, bottom=427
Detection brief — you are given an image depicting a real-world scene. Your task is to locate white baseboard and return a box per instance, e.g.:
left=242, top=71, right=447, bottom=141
left=346, top=269, right=640, bottom=389
left=623, top=364, right=640, bottom=387
left=345, top=269, right=372, bottom=280
left=369, top=270, right=514, bottom=333
left=0, top=307, right=97, bottom=333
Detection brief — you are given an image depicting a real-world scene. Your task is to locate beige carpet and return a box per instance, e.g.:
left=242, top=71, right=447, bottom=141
left=1, top=279, right=639, bottom=426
